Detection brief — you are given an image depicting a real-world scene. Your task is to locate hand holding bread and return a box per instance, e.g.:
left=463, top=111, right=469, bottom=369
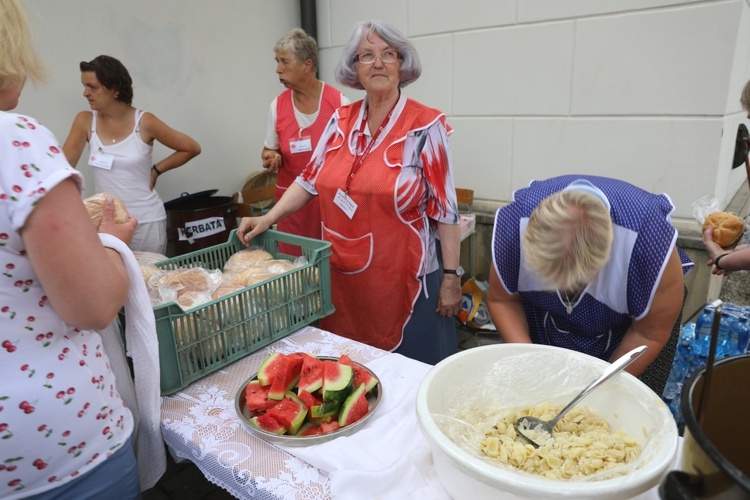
left=702, top=211, right=745, bottom=247
left=94, top=194, right=137, bottom=246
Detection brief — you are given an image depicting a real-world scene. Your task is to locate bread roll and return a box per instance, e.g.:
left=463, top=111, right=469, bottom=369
left=221, top=266, right=264, bottom=287
left=211, top=284, right=244, bottom=300
left=140, top=265, right=160, bottom=288
left=262, top=259, right=299, bottom=274
left=158, top=268, right=213, bottom=294
left=223, top=248, right=273, bottom=273
left=703, top=211, right=745, bottom=247
left=84, top=193, right=129, bottom=229
left=177, top=290, right=211, bottom=310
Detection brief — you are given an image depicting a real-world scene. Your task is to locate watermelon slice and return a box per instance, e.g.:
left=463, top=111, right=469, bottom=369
left=257, top=352, right=285, bottom=386
left=265, top=391, right=308, bottom=434
left=319, top=420, right=341, bottom=433
left=297, top=354, right=324, bottom=395
left=322, top=360, right=353, bottom=404
left=251, top=413, right=287, bottom=435
left=296, top=422, right=324, bottom=436
left=266, top=354, right=304, bottom=400
left=339, top=383, right=369, bottom=427
left=297, top=390, right=322, bottom=410
left=244, top=380, right=278, bottom=412
left=337, top=355, right=378, bottom=393
left=309, top=402, right=338, bottom=422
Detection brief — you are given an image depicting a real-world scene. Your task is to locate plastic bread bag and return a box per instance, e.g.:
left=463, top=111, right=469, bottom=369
left=223, top=246, right=274, bottom=274
left=221, top=266, right=264, bottom=287
left=691, top=194, right=721, bottom=226
left=151, top=267, right=223, bottom=307
left=262, top=259, right=300, bottom=275
left=692, top=194, right=750, bottom=246
left=133, top=250, right=169, bottom=266
left=83, top=192, right=130, bottom=229
left=177, top=290, right=213, bottom=311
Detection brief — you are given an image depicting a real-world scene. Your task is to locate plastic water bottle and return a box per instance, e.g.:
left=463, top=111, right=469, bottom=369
left=661, top=323, right=694, bottom=402
left=693, top=306, right=714, bottom=358
left=731, top=313, right=750, bottom=355
left=716, top=312, right=734, bottom=359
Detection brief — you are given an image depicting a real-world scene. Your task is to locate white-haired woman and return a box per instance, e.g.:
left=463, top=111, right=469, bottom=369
left=260, top=28, right=349, bottom=255
left=487, top=175, right=692, bottom=395
left=239, top=20, right=462, bottom=364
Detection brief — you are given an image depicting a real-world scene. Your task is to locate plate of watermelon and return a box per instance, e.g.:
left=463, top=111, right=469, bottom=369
left=235, top=352, right=382, bottom=446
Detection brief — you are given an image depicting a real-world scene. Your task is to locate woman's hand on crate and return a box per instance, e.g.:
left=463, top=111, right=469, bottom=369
left=238, top=215, right=273, bottom=245
left=238, top=183, right=315, bottom=245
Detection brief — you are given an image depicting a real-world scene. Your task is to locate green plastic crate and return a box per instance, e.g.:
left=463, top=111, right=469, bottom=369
left=148, top=229, right=333, bottom=395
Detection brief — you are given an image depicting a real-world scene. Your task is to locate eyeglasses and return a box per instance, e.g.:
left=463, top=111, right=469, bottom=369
left=355, top=50, right=400, bottom=64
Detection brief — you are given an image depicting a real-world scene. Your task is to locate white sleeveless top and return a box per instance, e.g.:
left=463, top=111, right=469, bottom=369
left=89, top=110, right=165, bottom=223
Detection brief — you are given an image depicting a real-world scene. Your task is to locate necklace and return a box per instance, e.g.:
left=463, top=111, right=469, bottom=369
left=561, top=288, right=584, bottom=315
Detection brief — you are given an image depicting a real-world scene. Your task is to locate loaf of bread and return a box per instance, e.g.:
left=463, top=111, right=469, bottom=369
left=262, top=259, right=299, bottom=274
left=703, top=211, right=745, bottom=247
left=84, top=193, right=129, bottom=229
left=223, top=248, right=273, bottom=274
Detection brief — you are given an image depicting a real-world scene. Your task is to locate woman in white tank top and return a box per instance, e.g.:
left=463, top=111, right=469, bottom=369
left=63, top=55, right=201, bottom=254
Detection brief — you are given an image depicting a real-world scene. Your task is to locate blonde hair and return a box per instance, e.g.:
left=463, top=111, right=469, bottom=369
left=741, top=79, right=750, bottom=113
left=522, top=190, right=614, bottom=291
left=0, top=0, right=45, bottom=90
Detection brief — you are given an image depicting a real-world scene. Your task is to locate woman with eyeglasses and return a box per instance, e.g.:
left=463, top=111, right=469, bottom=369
left=63, top=55, right=201, bottom=254
left=260, top=28, right=349, bottom=256
left=486, top=175, right=693, bottom=395
left=239, top=20, right=462, bottom=365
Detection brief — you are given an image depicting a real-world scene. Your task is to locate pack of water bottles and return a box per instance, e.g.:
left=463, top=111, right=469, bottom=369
left=661, top=302, right=750, bottom=426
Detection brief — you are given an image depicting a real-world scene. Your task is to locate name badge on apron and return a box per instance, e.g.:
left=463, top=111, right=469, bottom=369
left=89, top=150, right=115, bottom=170
left=334, top=188, right=358, bottom=219
left=289, top=136, right=312, bottom=154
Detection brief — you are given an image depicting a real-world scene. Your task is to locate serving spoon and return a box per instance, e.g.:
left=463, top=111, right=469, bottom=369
left=515, top=345, right=647, bottom=447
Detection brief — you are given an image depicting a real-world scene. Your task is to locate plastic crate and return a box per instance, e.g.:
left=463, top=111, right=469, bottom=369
left=147, top=229, right=333, bottom=395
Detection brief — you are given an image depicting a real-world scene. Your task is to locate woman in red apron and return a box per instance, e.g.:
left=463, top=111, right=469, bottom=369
left=260, top=28, right=349, bottom=255
left=240, top=20, right=462, bottom=364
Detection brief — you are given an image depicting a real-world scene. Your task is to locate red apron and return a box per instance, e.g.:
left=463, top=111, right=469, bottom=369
left=275, top=84, right=341, bottom=255
left=314, top=100, right=444, bottom=351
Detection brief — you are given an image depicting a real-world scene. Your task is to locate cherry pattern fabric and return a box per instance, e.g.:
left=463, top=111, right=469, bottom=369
left=0, top=111, right=133, bottom=498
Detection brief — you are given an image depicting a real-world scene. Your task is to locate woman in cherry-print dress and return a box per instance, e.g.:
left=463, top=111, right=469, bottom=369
left=0, top=0, right=140, bottom=498
left=239, top=20, right=462, bottom=365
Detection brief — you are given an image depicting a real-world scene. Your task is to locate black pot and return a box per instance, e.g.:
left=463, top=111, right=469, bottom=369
left=660, top=354, right=750, bottom=499
left=164, top=191, right=238, bottom=256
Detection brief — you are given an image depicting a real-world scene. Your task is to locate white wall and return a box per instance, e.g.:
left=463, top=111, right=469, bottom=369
left=317, top=0, right=750, bottom=222
left=17, top=0, right=750, bottom=224
left=19, top=0, right=301, bottom=204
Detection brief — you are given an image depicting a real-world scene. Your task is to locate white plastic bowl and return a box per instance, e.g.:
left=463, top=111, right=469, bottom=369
left=416, top=343, right=678, bottom=499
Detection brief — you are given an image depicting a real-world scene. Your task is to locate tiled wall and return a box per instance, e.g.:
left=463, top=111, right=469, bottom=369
left=316, top=0, right=750, bottom=220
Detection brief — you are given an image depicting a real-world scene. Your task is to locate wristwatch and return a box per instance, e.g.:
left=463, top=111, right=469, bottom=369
left=443, top=266, right=465, bottom=277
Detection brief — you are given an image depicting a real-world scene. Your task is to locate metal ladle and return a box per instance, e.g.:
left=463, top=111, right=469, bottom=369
left=515, top=345, right=648, bottom=447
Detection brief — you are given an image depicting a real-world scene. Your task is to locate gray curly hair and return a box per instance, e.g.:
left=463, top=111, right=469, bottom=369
left=335, top=19, right=421, bottom=90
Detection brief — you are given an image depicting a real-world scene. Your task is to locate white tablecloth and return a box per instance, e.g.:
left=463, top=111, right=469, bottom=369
left=160, top=326, right=681, bottom=499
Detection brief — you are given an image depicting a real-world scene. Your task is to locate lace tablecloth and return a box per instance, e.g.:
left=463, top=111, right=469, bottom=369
left=160, top=325, right=683, bottom=499
left=160, top=326, right=395, bottom=499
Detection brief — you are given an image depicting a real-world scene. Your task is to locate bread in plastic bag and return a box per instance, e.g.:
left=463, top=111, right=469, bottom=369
left=692, top=194, right=749, bottom=246
left=223, top=247, right=273, bottom=274
left=84, top=192, right=130, bottom=229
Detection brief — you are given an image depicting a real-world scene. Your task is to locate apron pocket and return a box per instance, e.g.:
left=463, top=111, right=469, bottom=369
left=321, top=224, right=372, bottom=274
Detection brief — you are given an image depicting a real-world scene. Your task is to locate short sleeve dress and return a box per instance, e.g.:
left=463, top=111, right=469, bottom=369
left=0, top=111, right=133, bottom=498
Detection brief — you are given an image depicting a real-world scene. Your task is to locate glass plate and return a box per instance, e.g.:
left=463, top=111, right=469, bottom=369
left=234, top=356, right=382, bottom=446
